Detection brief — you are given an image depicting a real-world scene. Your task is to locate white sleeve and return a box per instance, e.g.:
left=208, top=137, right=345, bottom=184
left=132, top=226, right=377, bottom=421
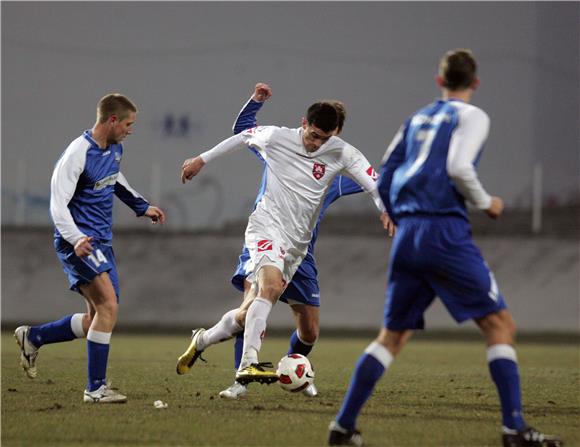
left=446, top=106, right=492, bottom=210
left=341, top=145, right=385, bottom=213
left=50, top=144, right=88, bottom=245
left=200, top=126, right=274, bottom=163
left=199, top=133, right=247, bottom=164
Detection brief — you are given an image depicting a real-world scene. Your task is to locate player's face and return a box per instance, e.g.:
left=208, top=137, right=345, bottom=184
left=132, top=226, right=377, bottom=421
left=109, top=112, right=136, bottom=145
left=302, top=123, right=335, bottom=152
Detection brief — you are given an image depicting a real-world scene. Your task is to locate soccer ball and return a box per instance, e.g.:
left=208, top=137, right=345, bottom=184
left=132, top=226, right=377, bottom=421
left=276, top=353, right=315, bottom=392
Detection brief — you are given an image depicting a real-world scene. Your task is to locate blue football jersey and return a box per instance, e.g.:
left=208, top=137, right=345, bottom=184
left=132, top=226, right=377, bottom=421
left=378, top=99, right=490, bottom=221
left=50, top=130, right=150, bottom=245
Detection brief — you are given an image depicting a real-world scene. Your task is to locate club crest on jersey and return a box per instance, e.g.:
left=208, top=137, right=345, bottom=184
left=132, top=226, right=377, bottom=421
left=312, top=162, right=326, bottom=180
left=366, top=166, right=378, bottom=181
left=115, top=152, right=122, bottom=163
left=257, top=240, right=273, bottom=252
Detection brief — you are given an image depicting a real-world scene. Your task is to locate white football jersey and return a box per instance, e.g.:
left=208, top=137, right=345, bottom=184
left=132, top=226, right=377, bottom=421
left=241, top=126, right=381, bottom=253
left=200, top=125, right=383, bottom=280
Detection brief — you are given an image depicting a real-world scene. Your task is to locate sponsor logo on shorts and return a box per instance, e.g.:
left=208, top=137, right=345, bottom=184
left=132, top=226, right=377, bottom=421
left=313, top=162, right=326, bottom=180
left=257, top=240, right=273, bottom=252
left=366, top=166, right=378, bottom=181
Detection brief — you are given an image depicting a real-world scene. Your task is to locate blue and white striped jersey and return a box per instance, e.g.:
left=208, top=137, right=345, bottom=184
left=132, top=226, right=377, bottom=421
left=50, top=130, right=150, bottom=245
left=232, top=98, right=364, bottom=264
left=378, top=99, right=492, bottom=222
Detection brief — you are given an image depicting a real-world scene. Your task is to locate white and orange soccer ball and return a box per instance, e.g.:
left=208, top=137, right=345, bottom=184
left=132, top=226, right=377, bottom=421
left=276, top=353, right=315, bottom=392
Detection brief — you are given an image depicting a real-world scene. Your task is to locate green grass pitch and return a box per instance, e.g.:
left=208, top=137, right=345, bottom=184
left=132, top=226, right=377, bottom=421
left=2, top=332, right=578, bottom=446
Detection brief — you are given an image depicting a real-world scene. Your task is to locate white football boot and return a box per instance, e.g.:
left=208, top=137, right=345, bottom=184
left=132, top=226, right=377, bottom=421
left=83, top=384, right=127, bottom=403
left=219, top=381, right=248, bottom=399
left=302, top=383, right=318, bottom=397
left=14, top=326, right=39, bottom=379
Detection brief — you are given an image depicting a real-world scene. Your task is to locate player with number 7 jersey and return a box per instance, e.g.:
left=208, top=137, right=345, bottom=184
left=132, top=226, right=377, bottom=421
left=14, top=93, right=165, bottom=404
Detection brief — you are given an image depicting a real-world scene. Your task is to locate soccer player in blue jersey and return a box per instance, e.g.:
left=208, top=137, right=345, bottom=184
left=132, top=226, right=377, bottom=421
left=14, top=93, right=165, bottom=403
left=176, top=84, right=389, bottom=399
left=328, top=50, right=562, bottom=447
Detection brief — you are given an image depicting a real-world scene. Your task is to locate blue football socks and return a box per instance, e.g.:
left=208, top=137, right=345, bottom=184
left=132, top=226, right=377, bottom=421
left=487, top=344, right=527, bottom=431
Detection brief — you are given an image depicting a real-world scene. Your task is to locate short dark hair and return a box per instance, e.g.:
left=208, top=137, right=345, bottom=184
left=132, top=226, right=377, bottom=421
left=328, top=100, right=347, bottom=132
left=97, top=93, right=138, bottom=123
left=439, top=49, right=477, bottom=90
left=306, top=102, right=339, bottom=133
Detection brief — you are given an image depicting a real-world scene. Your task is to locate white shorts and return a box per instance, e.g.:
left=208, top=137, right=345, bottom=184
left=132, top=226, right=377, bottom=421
left=244, top=218, right=305, bottom=285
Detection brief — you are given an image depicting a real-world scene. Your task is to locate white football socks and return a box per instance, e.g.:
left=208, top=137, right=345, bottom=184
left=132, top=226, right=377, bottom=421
left=199, top=309, right=242, bottom=351
left=239, top=297, right=272, bottom=369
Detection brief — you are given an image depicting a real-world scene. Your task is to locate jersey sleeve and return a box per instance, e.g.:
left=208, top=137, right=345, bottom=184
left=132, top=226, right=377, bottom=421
left=338, top=176, right=364, bottom=197
left=446, top=106, right=492, bottom=210
left=340, top=144, right=385, bottom=213
left=378, top=123, right=408, bottom=219
left=50, top=144, right=88, bottom=245
left=114, top=172, right=150, bottom=216
left=232, top=98, right=264, bottom=135
left=199, top=133, right=250, bottom=164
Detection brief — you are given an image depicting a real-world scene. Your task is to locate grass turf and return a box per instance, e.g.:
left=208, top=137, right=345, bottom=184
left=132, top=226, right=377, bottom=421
left=2, top=333, right=578, bottom=446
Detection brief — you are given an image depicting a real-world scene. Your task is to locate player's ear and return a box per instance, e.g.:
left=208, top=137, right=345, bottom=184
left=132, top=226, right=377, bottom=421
left=471, top=77, right=480, bottom=90
left=435, top=75, right=445, bottom=88
left=301, top=117, right=307, bottom=129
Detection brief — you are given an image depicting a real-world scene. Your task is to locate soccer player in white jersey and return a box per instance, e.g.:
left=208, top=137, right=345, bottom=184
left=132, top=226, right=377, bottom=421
left=328, top=49, right=562, bottom=447
left=180, top=101, right=391, bottom=385
left=178, top=83, right=375, bottom=399
left=14, top=94, right=165, bottom=403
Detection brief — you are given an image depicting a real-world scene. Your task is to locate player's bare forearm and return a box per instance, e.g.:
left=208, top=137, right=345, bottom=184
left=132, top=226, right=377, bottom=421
left=181, top=156, right=206, bottom=184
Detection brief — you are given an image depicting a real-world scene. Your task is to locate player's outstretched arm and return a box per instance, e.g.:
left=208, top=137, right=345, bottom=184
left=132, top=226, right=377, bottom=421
left=232, top=82, right=272, bottom=135
left=181, top=132, right=252, bottom=184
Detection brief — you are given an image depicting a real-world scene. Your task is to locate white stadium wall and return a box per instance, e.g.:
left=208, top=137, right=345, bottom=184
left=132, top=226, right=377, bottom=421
left=2, top=230, right=578, bottom=332
left=2, top=2, right=579, bottom=230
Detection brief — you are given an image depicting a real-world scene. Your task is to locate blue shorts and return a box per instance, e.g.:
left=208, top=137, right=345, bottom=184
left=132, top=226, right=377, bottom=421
left=384, top=216, right=506, bottom=330
left=231, top=247, right=320, bottom=307
left=54, top=237, right=120, bottom=300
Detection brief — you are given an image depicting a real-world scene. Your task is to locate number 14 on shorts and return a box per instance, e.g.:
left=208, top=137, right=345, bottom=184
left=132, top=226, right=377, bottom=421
left=87, top=249, right=108, bottom=268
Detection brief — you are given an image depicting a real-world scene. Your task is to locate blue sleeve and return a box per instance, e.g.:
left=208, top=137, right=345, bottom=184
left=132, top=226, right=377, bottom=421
left=232, top=99, right=264, bottom=135
left=338, top=176, right=364, bottom=197
left=378, top=125, right=408, bottom=221
left=114, top=182, right=150, bottom=217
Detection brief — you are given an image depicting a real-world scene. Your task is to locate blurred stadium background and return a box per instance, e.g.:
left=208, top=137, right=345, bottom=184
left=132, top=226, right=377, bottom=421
left=2, top=2, right=578, bottom=335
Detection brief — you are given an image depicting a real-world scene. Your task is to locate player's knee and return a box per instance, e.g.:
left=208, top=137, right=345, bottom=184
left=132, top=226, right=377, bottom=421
left=235, top=309, right=247, bottom=328
left=259, top=282, right=284, bottom=300
left=377, top=328, right=409, bottom=356
left=97, top=300, right=118, bottom=319
left=81, top=313, right=93, bottom=333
